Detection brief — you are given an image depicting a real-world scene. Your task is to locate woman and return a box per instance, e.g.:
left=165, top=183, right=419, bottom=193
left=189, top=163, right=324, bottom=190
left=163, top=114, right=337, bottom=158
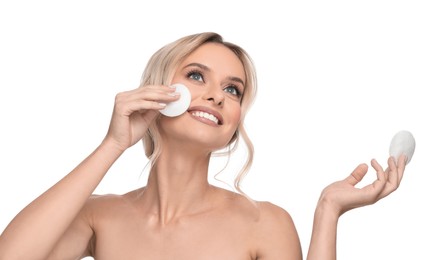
left=0, top=32, right=406, bottom=259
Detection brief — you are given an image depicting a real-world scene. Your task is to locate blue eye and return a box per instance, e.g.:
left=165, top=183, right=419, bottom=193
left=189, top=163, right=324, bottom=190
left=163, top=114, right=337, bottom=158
left=187, top=70, right=204, bottom=82
left=224, top=85, right=241, bottom=97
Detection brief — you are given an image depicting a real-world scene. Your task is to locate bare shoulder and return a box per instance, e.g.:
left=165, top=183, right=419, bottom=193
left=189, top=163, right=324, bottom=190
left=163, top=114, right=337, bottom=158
left=213, top=188, right=296, bottom=227
left=46, top=191, right=136, bottom=259
left=253, top=201, right=303, bottom=259
left=86, top=192, right=128, bottom=208
left=214, top=188, right=302, bottom=258
left=216, top=188, right=295, bottom=227
left=256, top=201, right=296, bottom=228
left=85, top=188, right=143, bottom=218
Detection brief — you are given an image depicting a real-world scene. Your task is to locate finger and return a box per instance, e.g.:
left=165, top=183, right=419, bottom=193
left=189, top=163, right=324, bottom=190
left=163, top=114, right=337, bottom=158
left=397, top=154, right=407, bottom=182
left=113, top=100, right=164, bottom=119
left=138, top=84, right=176, bottom=92
left=386, top=155, right=406, bottom=188
left=350, top=160, right=386, bottom=204
left=344, top=163, right=369, bottom=186
left=139, top=84, right=178, bottom=95
left=120, top=84, right=172, bottom=96
left=124, top=88, right=180, bottom=104
left=119, top=84, right=177, bottom=98
left=372, top=157, right=398, bottom=198
left=371, top=159, right=386, bottom=182
left=115, top=92, right=179, bottom=116
left=367, top=159, right=389, bottom=196
left=386, top=156, right=399, bottom=185
left=127, top=100, right=168, bottom=114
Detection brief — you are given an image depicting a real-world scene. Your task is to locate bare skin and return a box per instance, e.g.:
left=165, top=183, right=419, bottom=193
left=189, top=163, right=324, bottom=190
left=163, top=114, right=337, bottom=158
left=47, top=187, right=300, bottom=260
left=307, top=155, right=406, bottom=259
left=0, top=41, right=406, bottom=260
left=0, top=43, right=302, bottom=260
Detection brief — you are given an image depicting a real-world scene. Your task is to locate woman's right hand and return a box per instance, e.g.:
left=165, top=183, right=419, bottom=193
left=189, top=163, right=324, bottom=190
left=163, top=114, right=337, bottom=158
left=103, top=85, right=179, bottom=151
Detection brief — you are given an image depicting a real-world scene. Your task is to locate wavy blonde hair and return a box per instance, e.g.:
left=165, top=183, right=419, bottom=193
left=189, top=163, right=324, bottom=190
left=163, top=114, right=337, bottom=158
left=140, top=32, right=257, bottom=195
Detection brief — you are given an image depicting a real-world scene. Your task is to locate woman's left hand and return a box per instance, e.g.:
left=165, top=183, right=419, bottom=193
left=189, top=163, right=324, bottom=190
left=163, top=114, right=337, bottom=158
left=318, top=155, right=407, bottom=217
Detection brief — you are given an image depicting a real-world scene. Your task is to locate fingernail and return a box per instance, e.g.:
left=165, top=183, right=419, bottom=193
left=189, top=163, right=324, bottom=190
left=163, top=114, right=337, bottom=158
left=168, top=92, right=180, bottom=97
left=159, top=103, right=167, bottom=107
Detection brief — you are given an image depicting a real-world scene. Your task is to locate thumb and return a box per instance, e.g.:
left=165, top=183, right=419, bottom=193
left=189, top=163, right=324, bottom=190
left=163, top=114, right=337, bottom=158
left=344, top=163, right=369, bottom=186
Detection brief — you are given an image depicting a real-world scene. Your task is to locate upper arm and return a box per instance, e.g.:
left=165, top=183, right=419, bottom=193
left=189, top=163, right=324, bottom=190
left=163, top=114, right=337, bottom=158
left=255, top=202, right=302, bottom=260
left=46, top=197, right=96, bottom=260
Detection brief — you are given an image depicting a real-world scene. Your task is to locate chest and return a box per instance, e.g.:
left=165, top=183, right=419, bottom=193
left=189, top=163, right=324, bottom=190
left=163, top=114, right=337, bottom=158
left=91, top=214, right=257, bottom=260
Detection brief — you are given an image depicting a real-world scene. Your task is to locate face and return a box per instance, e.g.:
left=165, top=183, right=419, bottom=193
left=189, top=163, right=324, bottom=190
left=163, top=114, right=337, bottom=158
left=160, top=42, right=246, bottom=152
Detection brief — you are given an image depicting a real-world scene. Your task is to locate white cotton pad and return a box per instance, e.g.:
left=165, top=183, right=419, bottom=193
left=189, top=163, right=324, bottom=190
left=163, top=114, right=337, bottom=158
left=159, top=83, right=191, bottom=117
left=389, top=130, right=416, bottom=165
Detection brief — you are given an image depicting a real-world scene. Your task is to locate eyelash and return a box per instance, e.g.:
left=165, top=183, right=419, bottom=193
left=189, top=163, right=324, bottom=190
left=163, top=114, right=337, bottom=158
left=186, top=69, right=204, bottom=82
left=186, top=69, right=243, bottom=98
left=225, top=85, right=242, bottom=98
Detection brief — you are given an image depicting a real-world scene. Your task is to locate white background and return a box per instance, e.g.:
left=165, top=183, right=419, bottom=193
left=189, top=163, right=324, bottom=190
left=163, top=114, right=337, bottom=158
left=1, top=1, right=433, bottom=259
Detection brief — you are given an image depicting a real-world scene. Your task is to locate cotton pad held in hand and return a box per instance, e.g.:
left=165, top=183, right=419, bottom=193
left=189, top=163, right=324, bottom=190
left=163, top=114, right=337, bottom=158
left=389, top=130, right=416, bottom=165
left=160, top=83, right=191, bottom=117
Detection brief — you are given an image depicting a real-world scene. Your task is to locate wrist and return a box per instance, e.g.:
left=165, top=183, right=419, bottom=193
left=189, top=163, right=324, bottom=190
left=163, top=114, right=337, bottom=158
left=315, top=196, right=341, bottom=222
left=100, top=137, right=127, bottom=155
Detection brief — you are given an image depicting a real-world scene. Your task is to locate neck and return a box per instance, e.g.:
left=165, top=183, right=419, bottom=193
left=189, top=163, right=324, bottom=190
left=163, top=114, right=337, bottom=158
left=142, top=149, right=215, bottom=225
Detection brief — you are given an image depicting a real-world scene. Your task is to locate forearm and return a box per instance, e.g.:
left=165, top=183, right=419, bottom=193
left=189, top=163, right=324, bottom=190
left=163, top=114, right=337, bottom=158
left=0, top=140, right=123, bottom=258
left=306, top=203, right=339, bottom=260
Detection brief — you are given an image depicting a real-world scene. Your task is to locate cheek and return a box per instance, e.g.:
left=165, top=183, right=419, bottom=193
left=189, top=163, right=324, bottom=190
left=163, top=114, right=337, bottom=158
left=234, top=109, right=241, bottom=124
left=227, top=103, right=242, bottom=126
left=188, top=86, right=201, bottom=100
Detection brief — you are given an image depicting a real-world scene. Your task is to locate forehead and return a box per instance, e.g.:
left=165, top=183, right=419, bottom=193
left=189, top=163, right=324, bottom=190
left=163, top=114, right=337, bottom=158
left=180, top=43, right=246, bottom=81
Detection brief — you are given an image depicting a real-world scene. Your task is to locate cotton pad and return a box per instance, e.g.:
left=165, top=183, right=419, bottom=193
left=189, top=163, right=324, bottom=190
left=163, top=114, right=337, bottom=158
left=389, top=130, right=416, bottom=165
left=160, top=83, right=191, bottom=117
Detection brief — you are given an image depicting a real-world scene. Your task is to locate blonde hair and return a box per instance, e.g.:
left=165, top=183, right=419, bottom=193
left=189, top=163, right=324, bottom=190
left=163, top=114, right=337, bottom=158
left=140, top=32, right=257, bottom=195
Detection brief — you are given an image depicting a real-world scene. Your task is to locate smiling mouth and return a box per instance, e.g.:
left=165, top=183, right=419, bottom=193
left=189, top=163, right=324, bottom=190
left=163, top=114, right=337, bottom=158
left=190, top=111, right=221, bottom=125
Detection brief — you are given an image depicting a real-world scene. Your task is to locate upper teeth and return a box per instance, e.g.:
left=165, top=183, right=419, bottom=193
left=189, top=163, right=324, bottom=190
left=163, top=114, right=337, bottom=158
left=192, top=111, right=219, bottom=124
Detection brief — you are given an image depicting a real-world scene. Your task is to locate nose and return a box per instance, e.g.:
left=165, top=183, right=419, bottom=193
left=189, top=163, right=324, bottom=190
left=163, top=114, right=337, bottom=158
left=202, top=84, right=224, bottom=106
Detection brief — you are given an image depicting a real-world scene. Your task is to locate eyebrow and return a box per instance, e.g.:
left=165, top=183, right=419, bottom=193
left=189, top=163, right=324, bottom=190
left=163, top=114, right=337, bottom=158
left=183, top=62, right=246, bottom=87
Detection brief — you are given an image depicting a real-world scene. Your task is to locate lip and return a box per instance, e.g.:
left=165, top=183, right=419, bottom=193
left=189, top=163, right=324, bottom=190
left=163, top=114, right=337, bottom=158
left=188, top=106, right=224, bottom=126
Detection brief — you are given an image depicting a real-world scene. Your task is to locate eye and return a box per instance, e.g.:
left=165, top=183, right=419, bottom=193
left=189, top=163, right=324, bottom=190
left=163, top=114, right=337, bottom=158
left=224, top=85, right=242, bottom=97
left=187, top=70, right=204, bottom=82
